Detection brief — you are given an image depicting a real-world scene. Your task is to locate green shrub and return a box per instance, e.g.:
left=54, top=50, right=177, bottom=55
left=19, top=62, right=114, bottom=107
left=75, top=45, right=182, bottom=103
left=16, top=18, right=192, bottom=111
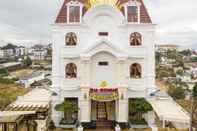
left=168, top=85, right=186, bottom=100
left=0, top=68, right=9, bottom=76
left=11, top=77, right=19, bottom=81
left=193, top=83, right=197, bottom=97
left=129, top=98, right=153, bottom=124
left=0, top=77, right=15, bottom=84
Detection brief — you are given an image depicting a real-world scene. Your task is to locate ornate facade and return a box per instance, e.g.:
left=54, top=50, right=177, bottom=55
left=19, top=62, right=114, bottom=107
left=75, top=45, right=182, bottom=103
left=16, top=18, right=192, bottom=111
left=52, top=0, right=156, bottom=128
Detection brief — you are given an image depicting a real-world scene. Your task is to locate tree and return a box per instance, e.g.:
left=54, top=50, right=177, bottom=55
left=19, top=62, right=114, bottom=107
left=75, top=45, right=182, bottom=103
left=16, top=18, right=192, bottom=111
left=55, top=100, right=78, bottom=112
left=193, top=83, right=197, bottom=97
left=192, top=83, right=197, bottom=128
left=23, top=56, right=32, bottom=67
left=2, top=43, right=17, bottom=50
left=129, top=98, right=153, bottom=124
left=191, top=57, right=197, bottom=62
left=155, top=52, right=162, bottom=64
left=168, top=85, right=186, bottom=100
left=55, top=100, right=79, bottom=123
left=176, top=69, right=184, bottom=76
left=179, top=49, right=191, bottom=56
left=0, top=68, right=9, bottom=77
left=156, top=66, right=176, bottom=79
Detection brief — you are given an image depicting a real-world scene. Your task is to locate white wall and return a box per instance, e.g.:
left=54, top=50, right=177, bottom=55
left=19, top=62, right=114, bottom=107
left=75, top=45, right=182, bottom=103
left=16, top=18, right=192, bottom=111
left=52, top=4, right=156, bottom=124
left=91, top=52, right=117, bottom=87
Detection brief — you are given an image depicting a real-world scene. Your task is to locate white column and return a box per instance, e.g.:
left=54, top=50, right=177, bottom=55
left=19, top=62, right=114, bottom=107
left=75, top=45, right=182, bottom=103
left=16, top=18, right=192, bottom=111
left=35, top=120, right=47, bottom=131
left=79, top=87, right=91, bottom=122
left=115, top=100, right=119, bottom=121
left=81, top=60, right=91, bottom=87
left=117, top=99, right=128, bottom=122
left=117, top=86, right=128, bottom=123
left=52, top=99, right=63, bottom=126
left=162, top=119, right=166, bottom=128
left=117, top=58, right=127, bottom=87
left=79, top=100, right=91, bottom=122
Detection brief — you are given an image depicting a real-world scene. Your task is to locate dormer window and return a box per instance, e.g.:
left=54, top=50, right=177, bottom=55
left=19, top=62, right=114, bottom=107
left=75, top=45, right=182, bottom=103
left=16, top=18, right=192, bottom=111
left=67, top=1, right=83, bottom=23
left=69, top=6, right=80, bottom=23
left=127, top=6, right=138, bottom=23
left=124, top=0, right=141, bottom=23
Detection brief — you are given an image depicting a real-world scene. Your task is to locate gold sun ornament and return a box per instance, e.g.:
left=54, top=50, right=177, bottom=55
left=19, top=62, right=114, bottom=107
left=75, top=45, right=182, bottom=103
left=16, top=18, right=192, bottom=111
left=100, top=81, right=108, bottom=88
left=85, top=0, right=122, bottom=10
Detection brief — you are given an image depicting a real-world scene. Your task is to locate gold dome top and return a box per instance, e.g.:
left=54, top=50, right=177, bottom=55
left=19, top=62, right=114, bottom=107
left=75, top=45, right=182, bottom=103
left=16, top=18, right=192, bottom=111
left=85, top=0, right=122, bottom=9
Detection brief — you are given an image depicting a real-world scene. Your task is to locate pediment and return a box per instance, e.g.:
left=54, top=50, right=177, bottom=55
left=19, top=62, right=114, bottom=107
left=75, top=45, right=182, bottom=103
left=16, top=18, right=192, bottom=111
left=81, top=40, right=127, bottom=60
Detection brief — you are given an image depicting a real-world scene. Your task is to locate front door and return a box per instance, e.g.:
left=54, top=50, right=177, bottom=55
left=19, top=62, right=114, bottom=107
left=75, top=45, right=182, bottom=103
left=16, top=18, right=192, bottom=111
left=91, top=100, right=116, bottom=121
left=97, top=102, right=107, bottom=120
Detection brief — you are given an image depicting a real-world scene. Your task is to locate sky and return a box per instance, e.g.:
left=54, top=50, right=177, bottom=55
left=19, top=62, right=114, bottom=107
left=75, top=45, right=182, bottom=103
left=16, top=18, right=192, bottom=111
left=0, top=0, right=196, bottom=49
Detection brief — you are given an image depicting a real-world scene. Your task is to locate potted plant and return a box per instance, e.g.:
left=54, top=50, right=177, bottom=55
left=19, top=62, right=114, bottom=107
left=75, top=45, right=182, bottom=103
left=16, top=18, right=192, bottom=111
left=55, top=100, right=79, bottom=124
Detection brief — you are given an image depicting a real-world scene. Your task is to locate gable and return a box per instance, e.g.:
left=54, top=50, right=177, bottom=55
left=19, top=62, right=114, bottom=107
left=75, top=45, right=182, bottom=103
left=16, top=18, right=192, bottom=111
left=81, top=40, right=127, bottom=58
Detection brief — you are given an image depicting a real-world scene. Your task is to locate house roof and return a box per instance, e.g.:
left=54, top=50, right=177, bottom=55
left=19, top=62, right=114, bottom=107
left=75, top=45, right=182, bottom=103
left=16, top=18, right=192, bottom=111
left=148, top=97, right=190, bottom=123
left=20, top=71, right=43, bottom=80
left=55, top=0, right=152, bottom=23
left=2, top=88, right=51, bottom=112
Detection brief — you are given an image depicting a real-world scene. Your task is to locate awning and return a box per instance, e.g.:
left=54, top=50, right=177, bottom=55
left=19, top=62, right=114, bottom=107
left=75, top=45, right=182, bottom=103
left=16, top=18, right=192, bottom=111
left=0, top=111, right=36, bottom=117
left=0, top=88, right=51, bottom=117
left=0, top=115, right=23, bottom=123
left=148, top=97, right=190, bottom=124
left=89, top=88, right=119, bottom=102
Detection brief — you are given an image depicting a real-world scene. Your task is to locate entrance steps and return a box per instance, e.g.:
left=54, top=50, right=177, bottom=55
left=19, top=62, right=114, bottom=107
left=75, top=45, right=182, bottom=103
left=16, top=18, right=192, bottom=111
left=96, top=120, right=114, bottom=129
left=84, top=129, right=114, bottom=131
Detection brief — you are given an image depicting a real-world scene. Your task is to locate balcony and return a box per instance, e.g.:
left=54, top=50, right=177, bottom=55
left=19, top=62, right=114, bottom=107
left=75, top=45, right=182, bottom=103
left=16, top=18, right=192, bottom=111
left=126, top=78, right=146, bottom=91
left=61, top=78, right=81, bottom=90
left=127, top=46, right=147, bottom=58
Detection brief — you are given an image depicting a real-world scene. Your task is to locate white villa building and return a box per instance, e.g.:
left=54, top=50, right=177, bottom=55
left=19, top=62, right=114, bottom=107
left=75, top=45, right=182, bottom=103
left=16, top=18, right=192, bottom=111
left=51, top=0, right=190, bottom=129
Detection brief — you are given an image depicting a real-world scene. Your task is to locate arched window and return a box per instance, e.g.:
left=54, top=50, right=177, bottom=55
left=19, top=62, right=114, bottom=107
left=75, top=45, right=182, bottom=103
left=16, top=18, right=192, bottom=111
left=65, top=32, right=77, bottom=46
left=130, top=32, right=142, bottom=46
left=130, top=63, right=141, bottom=78
left=65, top=63, right=77, bottom=78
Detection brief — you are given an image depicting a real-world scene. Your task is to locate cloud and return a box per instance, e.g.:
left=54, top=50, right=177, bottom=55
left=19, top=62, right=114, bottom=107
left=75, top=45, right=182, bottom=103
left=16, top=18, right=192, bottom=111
left=145, top=0, right=197, bottom=47
left=0, top=0, right=63, bottom=45
left=0, top=0, right=196, bottom=48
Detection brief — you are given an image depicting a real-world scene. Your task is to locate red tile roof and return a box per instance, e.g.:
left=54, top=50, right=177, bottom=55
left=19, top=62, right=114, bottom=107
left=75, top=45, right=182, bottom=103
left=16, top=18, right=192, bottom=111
left=55, top=0, right=152, bottom=24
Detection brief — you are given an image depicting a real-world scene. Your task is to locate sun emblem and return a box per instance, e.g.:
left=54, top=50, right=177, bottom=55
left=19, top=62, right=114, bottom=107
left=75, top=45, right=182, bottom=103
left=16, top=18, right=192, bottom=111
left=100, top=81, right=108, bottom=88
left=85, top=0, right=122, bottom=9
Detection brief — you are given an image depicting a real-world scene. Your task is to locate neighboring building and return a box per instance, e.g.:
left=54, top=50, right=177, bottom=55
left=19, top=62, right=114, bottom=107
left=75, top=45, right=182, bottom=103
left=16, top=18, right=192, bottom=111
left=0, top=62, right=22, bottom=71
left=15, top=46, right=27, bottom=57
left=0, top=44, right=16, bottom=58
left=29, top=45, right=48, bottom=60
left=0, top=44, right=27, bottom=58
left=184, top=62, right=197, bottom=79
left=0, top=88, right=52, bottom=131
left=156, top=44, right=179, bottom=53
left=19, top=71, right=45, bottom=88
left=191, top=49, right=197, bottom=58
left=52, top=0, right=189, bottom=130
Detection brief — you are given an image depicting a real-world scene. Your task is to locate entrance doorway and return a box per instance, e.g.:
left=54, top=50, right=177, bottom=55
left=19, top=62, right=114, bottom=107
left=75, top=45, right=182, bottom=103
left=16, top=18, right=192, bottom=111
left=91, top=100, right=115, bottom=121
left=91, top=100, right=116, bottom=129
left=97, top=102, right=107, bottom=120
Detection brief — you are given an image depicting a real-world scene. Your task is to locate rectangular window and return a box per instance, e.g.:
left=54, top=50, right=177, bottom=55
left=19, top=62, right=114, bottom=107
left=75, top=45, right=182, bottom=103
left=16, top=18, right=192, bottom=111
left=69, top=6, right=80, bottom=23
left=99, top=32, right=109, bottom=36
left=98, top=61, right=109, bottom=66
left=127, top=6, right=138, bottom=23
